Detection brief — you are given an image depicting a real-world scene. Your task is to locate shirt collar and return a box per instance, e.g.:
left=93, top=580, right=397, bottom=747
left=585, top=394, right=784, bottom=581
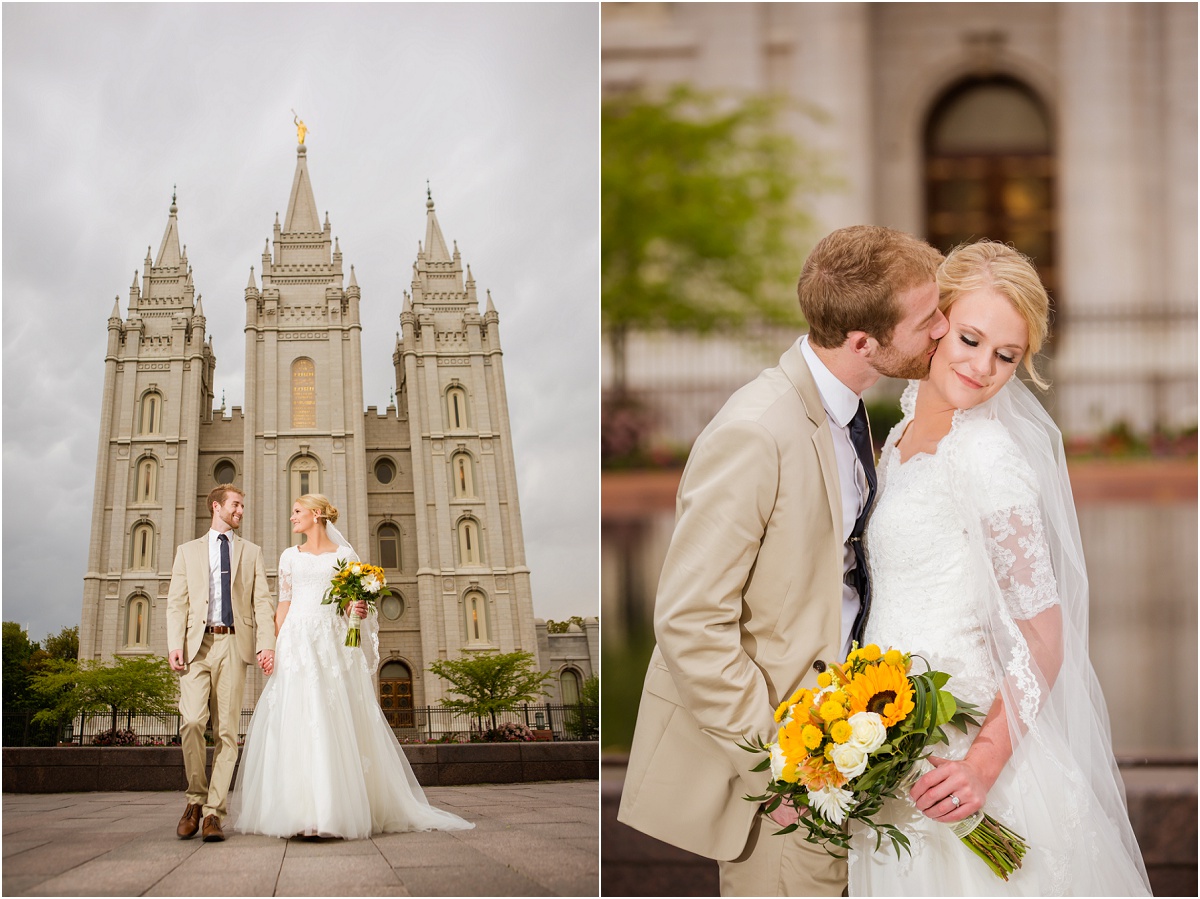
left=209, top=528, right=233, bottom=543
left=800, top=335, right=862, bottom=429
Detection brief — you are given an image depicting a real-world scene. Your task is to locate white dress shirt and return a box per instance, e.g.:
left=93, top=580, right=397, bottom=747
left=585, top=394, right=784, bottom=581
left=799, top=336, right=870, bottom=658
left=207, top=528, right=233, bottom=627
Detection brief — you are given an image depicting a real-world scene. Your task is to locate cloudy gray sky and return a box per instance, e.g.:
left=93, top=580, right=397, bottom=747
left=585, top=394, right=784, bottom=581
left=3, top=3, right=599, bottom=643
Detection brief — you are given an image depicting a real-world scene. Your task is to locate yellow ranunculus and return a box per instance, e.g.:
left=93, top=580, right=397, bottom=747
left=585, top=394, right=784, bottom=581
left=774, top=698, right=792, bottom=723
left=789, top=687, right=812, bottom=709
left=829, top=719, right=853, bottom=744
left=818, top=699, right=845, bottom=723
left=802, top=724, right=823, bottom=751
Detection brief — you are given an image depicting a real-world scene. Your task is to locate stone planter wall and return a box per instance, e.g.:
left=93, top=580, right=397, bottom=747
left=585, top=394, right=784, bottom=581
left=1, top=741, right=598, bottom=794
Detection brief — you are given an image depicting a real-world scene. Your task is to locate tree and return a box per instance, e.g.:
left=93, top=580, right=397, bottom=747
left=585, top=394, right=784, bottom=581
left=565, top=674, right=600, bottom=741
left=29, top=654, right=178, bottom=735
left=41, top=625, right=79, bottom=662
left=545, top=615, right=589, bottom=634
left=427, top=650, right=552, bottom=733
left=2, top=622, right=39, bottom=710
left=602, top=85, right=834, bottom=397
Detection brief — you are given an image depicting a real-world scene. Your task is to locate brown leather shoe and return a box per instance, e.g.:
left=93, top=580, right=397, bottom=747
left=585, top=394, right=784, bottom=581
left=201, top=814, right=226, bottom=842
left=176, top=803, right=202, bottom=839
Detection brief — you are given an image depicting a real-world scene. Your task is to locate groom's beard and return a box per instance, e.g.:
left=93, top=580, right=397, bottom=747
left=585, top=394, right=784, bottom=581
left=871, top=340, right=937, bottom=381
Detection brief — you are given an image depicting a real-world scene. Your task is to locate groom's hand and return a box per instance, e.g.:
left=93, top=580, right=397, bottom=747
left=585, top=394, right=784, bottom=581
left=257, top=649, right=274, bottom=676
left=168, top=649, right=186, bottom=672
left=764, top=800, right=800, bottom=828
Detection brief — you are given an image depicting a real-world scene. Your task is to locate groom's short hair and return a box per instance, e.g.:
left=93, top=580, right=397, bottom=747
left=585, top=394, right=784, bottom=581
left=207, top=484, right=244, bottom=511
left=798, top=225, right=943, bottom=349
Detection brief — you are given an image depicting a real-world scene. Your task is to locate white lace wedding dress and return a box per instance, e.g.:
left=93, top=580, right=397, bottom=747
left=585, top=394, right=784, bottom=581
left=847, top=384, right=1149, bottom=896
left=231, top=546, right=473, bottom=838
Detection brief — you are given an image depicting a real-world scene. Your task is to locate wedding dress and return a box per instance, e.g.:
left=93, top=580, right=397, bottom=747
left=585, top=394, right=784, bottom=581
left=231, top=545, right=473, bottom=838
left=847, top=381, right=1149, bottom=896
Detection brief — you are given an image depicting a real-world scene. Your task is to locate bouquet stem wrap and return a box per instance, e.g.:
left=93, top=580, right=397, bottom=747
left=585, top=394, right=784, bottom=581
left=899, top=758, right=1028, bottom=881
left=346, top=611, right=363, bottom=647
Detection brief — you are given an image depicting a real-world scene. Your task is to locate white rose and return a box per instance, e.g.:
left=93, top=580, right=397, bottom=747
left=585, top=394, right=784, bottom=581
left=768, top=742, right=787, bottom=782
left=808, top=785, right=854, bottom=825
left=829, top=742, right=868, bottom=779
left=847, top=711, right=887, bottom=753
left=350, top=563, right=362, bottom=575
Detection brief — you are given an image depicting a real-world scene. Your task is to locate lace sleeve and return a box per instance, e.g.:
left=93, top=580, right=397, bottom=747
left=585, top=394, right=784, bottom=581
left=278, top=548, right=293, bottom=604
left=984, top=504, right=1060, bottom=620
left=963, top=418, right=1061, bottom=620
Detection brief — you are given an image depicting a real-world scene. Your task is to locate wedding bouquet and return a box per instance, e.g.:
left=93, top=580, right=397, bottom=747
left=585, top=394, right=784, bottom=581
left=740, top=644, right=1028, bottom=880
left=321, top=559, right=390, bottom=646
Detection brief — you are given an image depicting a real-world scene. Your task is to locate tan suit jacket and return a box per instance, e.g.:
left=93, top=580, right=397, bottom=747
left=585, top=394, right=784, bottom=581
left=618, top=340, right=848, bottom=862
left=166, top=533, right=276, bottom=665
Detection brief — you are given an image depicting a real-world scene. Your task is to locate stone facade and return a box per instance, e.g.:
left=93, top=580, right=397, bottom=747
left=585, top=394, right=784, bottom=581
left=602, top=2, right=1197, bottom=437
left=80, top=145, right=557, bottom=710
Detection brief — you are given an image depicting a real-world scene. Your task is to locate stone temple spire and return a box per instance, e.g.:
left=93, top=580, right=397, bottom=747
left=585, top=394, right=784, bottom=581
left=283, top=144, right=321, bottom=233
left=154, top=188, right=183, bottom=267
left=423, top=184, right=452, bottom=263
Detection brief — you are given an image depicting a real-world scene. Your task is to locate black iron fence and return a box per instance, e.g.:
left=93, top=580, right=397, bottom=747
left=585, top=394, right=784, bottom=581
left=4, top=704, right=598, bottom=747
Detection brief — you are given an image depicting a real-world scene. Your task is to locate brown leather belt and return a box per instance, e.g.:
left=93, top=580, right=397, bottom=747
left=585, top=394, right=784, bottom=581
left=205, top=625, right=235, bottom=634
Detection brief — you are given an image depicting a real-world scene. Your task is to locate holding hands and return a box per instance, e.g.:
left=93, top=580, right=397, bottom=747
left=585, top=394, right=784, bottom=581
left=258, top=649, right=274, bottom=676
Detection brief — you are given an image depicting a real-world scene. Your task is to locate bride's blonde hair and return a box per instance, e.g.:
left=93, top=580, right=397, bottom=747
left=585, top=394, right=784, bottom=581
left=937, top=240, right=1051, bottom=390
left=296, top=493, right=339, bottom=525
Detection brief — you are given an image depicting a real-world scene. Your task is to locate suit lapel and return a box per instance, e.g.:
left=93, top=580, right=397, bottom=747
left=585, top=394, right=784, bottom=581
left=780, top=340, right=843, bottom=534
left=229, top=534, right=245, bottom=600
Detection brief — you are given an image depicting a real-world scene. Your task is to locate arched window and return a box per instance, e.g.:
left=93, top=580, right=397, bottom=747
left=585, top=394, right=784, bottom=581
left=214, top=459, right=236, bottom=485
left=457, top=517, right=482, bottom=566
left=135, top=457, right=158, bottom=504
left=560, top=669, right=582, bottom=706
left=379, top=660, right=414, bottom=728
left=452, top=452, right=475, bottom=498
left=446, top=385, right=469, bottom=430
left=288, top=455, right=320, bottom=545
left=925, top=77, right=1056, bottom=299
left=138, top=390, right=162, bottom=435
left=125, top=595, right=150, bottom=648
left=130, top=522, right=155, bottom=570
left=291, top=358, right=316, bottom=428
left=377, top=523, right=402, bottom=571
left=464, top=591, right=490, bottom=645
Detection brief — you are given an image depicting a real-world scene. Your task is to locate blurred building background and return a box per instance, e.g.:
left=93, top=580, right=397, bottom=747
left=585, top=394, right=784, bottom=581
left=601, top=5, right=1196, bottom=892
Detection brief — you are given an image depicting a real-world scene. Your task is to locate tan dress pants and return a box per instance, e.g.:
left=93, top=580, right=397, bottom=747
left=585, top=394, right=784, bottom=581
left=178, top=632, right=247, bottom=820
left=718, top=810, right=847, bottom=897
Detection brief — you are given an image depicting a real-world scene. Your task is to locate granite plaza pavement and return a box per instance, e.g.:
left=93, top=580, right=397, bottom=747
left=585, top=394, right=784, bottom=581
left=2, top=781, right=598, bottom=897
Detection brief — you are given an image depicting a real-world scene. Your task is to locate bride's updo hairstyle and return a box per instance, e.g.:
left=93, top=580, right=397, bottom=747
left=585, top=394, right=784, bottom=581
left=937, top=240, right=1051, bottom=390
left=296, top=493, right=339, bottom=526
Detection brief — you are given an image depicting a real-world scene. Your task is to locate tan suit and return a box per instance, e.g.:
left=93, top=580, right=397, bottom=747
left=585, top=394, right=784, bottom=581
left=166, top=533, right=275, bottom=821
left=618, top=341, right=850, bottom=895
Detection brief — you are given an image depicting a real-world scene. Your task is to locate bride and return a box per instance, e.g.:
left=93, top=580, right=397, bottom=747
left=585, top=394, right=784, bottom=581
left=848, top=242, right=1150, bottom=895
left=231, top=494, right=473, bottom=838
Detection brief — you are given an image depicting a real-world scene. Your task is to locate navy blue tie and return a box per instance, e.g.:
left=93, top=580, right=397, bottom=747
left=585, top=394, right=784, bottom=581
left=218, top=534, right=233, bottom=627
left=847, top=401, right=877, bottom=646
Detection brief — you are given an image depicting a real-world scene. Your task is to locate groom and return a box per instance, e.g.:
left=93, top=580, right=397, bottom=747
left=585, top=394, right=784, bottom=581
left=166, top=484, right=276, bottom=842
left=618, top=226, right=947, bottom=895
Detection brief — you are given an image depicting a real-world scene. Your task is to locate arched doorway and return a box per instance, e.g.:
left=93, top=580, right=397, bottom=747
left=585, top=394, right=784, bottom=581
left=379, top=660, right=414, bottom=728
left=924, top=77, right=1057, bottom=302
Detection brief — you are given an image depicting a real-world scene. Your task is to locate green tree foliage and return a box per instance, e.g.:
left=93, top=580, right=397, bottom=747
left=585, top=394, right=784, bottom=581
left=564, top=673, right=600, bottom=741
left=602, top=85, right=833, bottom=394
left=545, top=615, right=589, bottom=634
left=427, top=650, right=552, bottom=733
left=41, top=625, right=79, bottom=662
left=29, top=654, right=178, bottom=734
left=2, top=621, right=39, bottom=709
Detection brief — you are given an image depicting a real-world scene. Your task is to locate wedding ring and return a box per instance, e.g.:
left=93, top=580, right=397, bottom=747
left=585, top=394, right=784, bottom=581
left=950, top=794, right=960, bottom=808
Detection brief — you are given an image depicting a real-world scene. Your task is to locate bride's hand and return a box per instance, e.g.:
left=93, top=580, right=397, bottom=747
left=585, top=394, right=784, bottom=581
left=908, top=755, right=988, bottom=823
left=764, top=799, right=800, bottom=828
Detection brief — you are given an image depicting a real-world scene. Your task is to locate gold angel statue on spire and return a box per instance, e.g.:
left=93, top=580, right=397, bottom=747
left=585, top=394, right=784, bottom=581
left=291, top=109, right=309, bottom=145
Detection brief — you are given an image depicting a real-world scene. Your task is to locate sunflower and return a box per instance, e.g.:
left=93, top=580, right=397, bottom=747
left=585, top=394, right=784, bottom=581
left=846, top=661, right=915, bottom=727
